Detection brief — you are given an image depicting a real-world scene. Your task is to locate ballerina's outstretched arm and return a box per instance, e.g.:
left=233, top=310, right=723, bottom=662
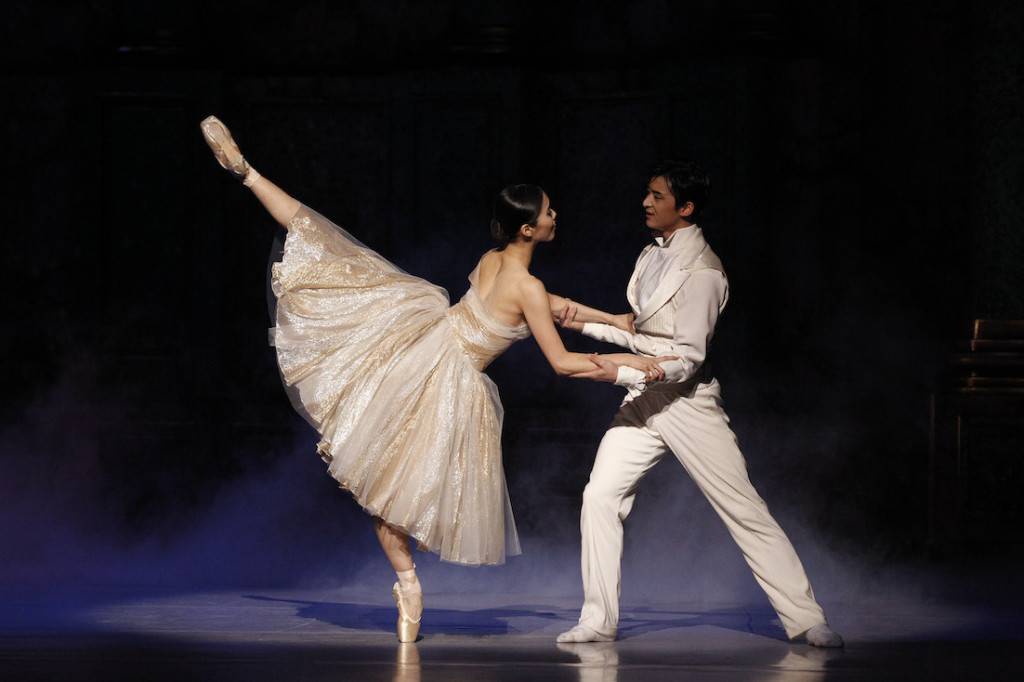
left=200, top=115, right=300, bottom=227
left=547, top=292, right=634, bottom=334
left=520, top=276, right=673, bottom=381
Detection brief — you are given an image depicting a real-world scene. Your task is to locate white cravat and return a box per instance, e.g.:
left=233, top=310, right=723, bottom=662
left=635, top=227, right=697, bottom=309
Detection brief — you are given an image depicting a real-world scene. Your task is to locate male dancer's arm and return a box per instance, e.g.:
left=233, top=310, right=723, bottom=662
left=574, top=269, right=727, bottom=389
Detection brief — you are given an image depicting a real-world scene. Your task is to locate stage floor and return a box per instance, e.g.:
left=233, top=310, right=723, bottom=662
left=2, top=586, right=1023, bottom=681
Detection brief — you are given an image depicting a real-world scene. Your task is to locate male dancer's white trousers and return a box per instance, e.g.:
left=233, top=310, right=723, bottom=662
left=577, top=378, right=827, bottom=639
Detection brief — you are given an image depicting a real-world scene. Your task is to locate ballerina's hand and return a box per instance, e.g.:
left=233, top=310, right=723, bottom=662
left=650, top=355, right=679, bottom=382
left=555, top=301, right=584, bottom=331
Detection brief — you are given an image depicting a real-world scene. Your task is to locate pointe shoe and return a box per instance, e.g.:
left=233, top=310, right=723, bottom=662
left=393, top=582, right=422, bottom=643
left=199, top=115, right=254, bottom=183
left=804, top=623, right=844, bottom=648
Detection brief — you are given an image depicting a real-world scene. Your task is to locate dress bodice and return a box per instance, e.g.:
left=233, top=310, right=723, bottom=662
left=446, top=287, right=531, bottom=371
left=272, top=207, right=528, bottom=564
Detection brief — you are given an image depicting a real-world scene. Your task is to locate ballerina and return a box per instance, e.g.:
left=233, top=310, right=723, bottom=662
left=200, top=116, right=673, bottom=642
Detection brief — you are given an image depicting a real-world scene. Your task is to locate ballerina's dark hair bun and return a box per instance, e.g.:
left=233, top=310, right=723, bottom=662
left=491, top=184, right=545, bottom=248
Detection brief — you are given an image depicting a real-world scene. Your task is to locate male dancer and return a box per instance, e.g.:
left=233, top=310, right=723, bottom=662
left=556, top=159, right=843, bottom=647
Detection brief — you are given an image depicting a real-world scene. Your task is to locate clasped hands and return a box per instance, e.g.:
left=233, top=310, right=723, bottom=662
left=555, top=300, right=676, bottom=383
left=554, top=300, right=634, bottom=334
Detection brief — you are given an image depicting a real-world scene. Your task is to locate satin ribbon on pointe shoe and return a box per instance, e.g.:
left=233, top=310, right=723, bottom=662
left=199, top=115, right=259, bottom=186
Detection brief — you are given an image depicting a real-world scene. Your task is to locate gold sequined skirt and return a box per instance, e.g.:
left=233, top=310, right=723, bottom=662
left=269, top=207, right=522, bottom=565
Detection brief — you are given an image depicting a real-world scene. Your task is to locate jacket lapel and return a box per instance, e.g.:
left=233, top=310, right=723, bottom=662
left=633, top=227, right=709, bottom=326
left=626, top=244, right=655, bottom=312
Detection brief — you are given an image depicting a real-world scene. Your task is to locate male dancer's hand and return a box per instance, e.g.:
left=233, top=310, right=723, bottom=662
left=573, top=354, right=676, bottom=384
left=612, top=312, right=635, bottom=333
left=554, top=303, right=635, bottom=334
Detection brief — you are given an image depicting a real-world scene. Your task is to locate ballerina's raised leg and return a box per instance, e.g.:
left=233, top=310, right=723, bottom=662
left=199, top=115, right=299, bottom=227
left=200, top=115, right=423, bottom=642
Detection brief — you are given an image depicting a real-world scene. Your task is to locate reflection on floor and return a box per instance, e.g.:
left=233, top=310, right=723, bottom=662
left=2, top=586, right=1023, bottom=680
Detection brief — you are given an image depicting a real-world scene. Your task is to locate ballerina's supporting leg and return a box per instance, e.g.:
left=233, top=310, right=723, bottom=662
left=373, top=516, right=415, bottom=573
left=373, top=517, right=423, bottom=642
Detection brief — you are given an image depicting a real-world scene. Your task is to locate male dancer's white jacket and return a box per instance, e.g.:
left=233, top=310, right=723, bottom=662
left=576, top=224, right=828, bottom=640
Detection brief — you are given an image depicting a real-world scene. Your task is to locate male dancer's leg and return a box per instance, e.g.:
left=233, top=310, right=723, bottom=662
left=561, top=424, right=668, bottom=641
left=656, top=381, right=827, bottom=638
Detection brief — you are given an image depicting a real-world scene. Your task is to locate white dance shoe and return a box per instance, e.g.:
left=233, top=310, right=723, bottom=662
left=556, top=623, right=616, bottom=643
left=804, top=623, right=844, bottom=648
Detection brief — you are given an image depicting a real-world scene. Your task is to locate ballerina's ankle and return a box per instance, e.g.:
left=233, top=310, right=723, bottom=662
left=243, top=167, right=261, bottom=187
left=396, top=566, right=420, bottom=595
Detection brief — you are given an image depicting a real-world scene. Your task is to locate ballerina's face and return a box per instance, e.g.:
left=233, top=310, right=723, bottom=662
left=530, top=193, right=557, bottom=242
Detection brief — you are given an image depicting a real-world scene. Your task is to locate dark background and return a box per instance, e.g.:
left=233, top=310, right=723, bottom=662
left=1, top=0, right=1022, bottom=606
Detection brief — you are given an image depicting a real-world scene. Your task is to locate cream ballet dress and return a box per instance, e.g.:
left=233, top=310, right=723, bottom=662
left=270, top=206, right=530, bottom=565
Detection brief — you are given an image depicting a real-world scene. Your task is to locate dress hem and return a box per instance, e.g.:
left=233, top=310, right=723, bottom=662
left=319, top=442, right=515, bottom=567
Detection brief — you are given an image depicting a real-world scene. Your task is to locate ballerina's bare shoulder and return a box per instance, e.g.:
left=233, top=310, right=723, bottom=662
left=471, top=249, right=542, bottom=329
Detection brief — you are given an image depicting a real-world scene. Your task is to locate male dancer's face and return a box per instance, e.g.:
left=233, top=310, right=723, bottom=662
left=643, top=175, right=694, bottom=239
